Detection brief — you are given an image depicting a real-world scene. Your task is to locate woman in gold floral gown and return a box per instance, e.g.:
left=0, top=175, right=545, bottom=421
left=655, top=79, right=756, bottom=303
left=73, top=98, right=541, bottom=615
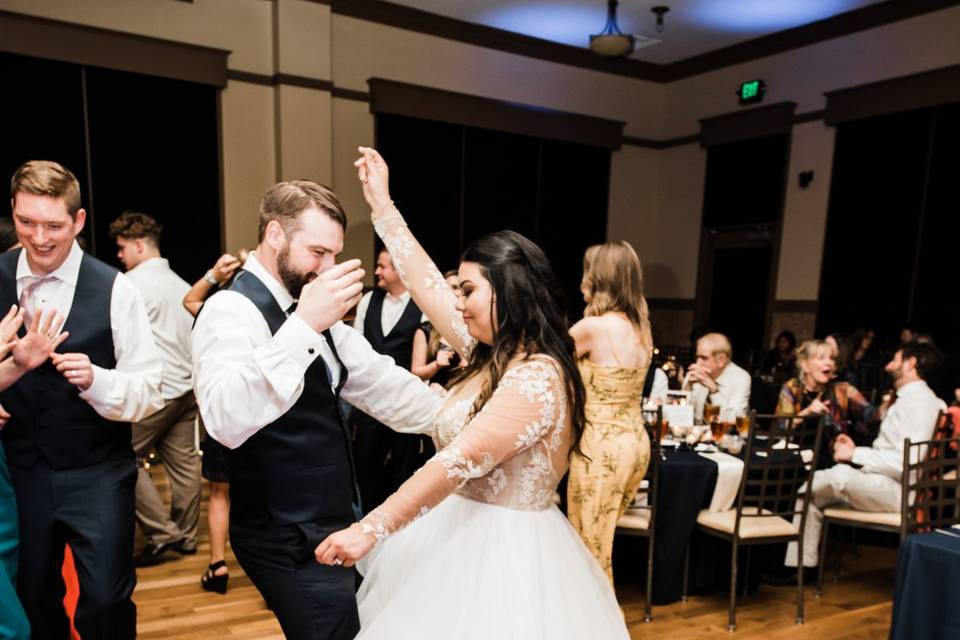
left=567, top=241, right=652, bottom=585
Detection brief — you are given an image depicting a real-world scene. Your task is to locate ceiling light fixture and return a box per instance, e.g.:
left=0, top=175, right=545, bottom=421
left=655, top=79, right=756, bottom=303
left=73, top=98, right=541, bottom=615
left=589, top=0, right=635, bottom=59
left=651, top=6, right=670, bottom=33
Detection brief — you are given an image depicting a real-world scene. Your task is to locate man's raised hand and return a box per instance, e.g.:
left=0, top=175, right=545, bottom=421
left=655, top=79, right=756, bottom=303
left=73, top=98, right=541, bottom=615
left=295, top=259, right=365, bottom=333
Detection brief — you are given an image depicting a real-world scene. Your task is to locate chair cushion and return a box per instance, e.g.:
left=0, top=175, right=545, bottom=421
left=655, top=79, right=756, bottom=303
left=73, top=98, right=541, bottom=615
left=696, top=508, right=798, bottom=538
left=617, top=508, right=651, bottom=531
left=823, top=506, right=901, bottom=527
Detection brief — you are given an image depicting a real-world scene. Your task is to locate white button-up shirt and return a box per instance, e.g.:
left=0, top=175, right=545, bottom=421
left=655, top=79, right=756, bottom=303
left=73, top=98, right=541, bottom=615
left=192, top=252, right=441, bottom=450
left=353, top=289, right=415, bottom=336
left=124, top=257, right=194, bottom=402
left=852, top=379, right=945, bottom=479
left=15, top=241, right=163, bottom=422
left=689, top=360, right=752, bottom=422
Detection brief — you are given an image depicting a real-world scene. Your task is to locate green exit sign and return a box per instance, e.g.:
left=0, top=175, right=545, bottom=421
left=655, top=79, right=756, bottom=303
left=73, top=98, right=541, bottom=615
left=738, top=79, right=766, bottom=105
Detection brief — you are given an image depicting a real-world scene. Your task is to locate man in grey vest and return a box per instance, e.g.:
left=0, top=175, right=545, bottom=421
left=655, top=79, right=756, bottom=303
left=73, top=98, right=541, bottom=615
left=0, top=161, right=163, bottom=638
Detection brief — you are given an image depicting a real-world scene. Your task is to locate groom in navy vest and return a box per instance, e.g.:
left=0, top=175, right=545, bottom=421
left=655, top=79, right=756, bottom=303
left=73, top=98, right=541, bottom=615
left=192, top=180, right=439, bottom=639
left=0, top=160, right=163, bottom=638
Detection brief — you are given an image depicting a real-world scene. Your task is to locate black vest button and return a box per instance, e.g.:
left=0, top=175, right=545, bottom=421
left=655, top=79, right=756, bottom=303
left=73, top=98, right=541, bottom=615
left=308, top=347, right=315, bottom=355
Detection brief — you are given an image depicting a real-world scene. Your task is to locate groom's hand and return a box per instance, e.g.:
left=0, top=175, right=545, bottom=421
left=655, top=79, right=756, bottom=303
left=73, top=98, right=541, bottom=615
left=315, top=523, right=376, bottom=567
left=295, top=259, right=365, bottom=333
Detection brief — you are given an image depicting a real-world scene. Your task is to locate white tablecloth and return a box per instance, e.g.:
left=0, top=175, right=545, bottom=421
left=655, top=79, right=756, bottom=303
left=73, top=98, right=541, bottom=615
left=697, top=451, right=744, bottom=512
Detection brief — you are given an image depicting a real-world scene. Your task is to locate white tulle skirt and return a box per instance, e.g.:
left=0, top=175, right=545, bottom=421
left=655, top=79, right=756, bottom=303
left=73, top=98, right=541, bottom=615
left=355, top=494, right=630, bottom=639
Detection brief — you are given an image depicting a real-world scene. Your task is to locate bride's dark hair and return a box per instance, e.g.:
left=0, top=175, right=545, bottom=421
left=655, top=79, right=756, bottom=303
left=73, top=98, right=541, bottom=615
left=450, top=231, right=586, bottom=457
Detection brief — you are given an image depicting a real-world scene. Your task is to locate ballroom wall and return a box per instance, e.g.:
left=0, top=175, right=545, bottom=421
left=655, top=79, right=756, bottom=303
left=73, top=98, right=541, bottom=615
left=2, top=0, right=959, bottom=345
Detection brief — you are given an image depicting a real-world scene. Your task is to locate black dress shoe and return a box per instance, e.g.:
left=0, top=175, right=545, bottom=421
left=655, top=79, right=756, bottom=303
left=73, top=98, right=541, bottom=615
left=764, top=567, right=818, bottom=586
left=177, top=543, right=198, bottom=556
left=135, top=540, right=185, bottom=567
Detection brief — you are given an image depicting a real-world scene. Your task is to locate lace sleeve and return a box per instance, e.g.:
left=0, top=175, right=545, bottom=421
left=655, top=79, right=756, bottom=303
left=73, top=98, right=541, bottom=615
left=372, top=204, right=474, bottom=360
left=359, top=357, right=566, bottom=543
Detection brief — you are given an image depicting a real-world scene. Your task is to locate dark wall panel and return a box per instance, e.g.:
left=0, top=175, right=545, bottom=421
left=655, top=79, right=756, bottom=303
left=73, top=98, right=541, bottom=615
left=815, top=109, right=932, bottom=341
left=376, top=114, right=611, bottom=323
left=0, top=52, right=90, bottom=244
left=85, top=66, right=220, bottom=282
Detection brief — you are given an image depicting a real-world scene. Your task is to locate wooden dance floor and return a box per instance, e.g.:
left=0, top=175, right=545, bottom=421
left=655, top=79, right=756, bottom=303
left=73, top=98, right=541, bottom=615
left=135, top=469, right=894, bottom=639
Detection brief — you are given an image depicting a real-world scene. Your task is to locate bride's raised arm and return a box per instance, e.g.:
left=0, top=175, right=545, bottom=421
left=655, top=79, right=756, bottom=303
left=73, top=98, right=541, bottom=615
left=354, top=147, right=474, bottom=360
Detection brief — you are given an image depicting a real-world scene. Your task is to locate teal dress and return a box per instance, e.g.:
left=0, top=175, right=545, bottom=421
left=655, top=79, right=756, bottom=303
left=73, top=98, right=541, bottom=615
left=0, top=442, right=29, bottom=639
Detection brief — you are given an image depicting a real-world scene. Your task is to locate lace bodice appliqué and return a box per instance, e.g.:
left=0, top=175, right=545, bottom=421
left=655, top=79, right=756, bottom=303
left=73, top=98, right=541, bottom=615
left=434, top=359, right=570, bottom=511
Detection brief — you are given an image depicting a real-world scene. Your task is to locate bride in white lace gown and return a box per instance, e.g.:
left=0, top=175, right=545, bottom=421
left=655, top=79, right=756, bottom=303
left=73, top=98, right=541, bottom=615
left=315, top=148, right=630, bottom=639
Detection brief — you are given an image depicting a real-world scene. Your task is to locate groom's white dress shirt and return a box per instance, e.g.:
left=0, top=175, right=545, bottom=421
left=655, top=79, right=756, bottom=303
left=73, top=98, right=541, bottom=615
left=192, top=253, right=441, bottom=449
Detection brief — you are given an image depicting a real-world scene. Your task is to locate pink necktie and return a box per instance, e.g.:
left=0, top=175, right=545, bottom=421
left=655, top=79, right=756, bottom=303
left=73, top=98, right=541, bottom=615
left=18, top=276, right=56, bottom=329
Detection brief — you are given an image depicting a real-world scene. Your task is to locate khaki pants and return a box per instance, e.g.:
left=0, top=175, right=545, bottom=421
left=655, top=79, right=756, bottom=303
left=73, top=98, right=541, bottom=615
left=785, top=463, right=900, bottom=567
left=131, top=392, right=201, bottom=548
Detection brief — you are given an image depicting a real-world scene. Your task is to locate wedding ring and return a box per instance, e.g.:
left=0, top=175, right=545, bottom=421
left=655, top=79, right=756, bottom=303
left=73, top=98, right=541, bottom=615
left=333, top=558, right=343, bottom=566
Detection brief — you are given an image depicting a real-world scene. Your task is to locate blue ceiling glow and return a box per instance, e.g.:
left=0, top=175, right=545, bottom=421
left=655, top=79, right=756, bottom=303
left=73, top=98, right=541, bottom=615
left=687, top=0, right=866, bottom=33
left=478, top=3, right=621, bottom=48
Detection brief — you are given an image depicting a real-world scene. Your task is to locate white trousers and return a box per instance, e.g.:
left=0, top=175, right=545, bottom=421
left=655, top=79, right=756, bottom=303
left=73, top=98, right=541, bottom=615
left=785, top=463, right=900, bottom=567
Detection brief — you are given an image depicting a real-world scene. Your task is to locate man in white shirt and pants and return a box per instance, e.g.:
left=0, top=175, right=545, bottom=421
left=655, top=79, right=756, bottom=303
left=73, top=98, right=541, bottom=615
left=193, top=180, right=439, bottom=639
left=110, top=211, right=201, bottom=566
left=782, top=341, right=946, bottom=574
left=0, top=161, right=162, bottom=639
left=684, top=332, right=752, bottom=422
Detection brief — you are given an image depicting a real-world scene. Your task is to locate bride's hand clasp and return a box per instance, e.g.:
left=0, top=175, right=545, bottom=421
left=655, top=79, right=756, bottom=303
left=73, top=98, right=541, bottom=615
left=315, top=523, right=376, bottom=568
left=354, top=146, right=393, bottom=214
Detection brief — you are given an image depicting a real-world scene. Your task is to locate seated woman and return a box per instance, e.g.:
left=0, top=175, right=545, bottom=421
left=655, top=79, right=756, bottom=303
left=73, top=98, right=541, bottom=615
left=410, top=270, right=462, bottom=388
left=761, top=330, right=797, bottom=385
left=777, top=340, right=875, bottom=464
left=825, top=332, right=860, bottom=388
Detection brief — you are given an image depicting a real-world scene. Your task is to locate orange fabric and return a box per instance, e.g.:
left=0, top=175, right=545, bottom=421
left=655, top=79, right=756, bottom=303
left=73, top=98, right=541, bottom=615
left=62, top=545, right=81, bottom=640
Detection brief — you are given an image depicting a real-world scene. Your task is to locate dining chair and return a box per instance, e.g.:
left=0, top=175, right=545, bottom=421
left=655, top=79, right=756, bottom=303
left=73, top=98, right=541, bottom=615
left=682, top=412, right=825, bottom=631
left=816, top=411, right=960, bottom=596
left=615, top=405, right=662, bottom=622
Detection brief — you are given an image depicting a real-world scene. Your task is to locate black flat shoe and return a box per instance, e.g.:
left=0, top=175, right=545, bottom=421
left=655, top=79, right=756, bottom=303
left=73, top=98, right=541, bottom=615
left=201, top=560, right=229, bottom=594
left=135, top=539, right=185, bottom=567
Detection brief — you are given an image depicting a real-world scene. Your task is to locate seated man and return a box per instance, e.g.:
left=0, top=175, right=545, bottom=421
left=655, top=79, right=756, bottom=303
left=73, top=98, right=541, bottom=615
left=683, top=332, right=751, bottom=422
left=781, top=341, right=946, bottom=578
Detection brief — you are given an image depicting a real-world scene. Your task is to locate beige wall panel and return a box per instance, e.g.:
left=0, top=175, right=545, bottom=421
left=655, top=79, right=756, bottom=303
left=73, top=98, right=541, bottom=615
left=331, top=16, right=664, bottom=139
left=275, top=0, right=331, bottom=79
left=663, top=6, right=960, bottom=137
left=276, top=85, right=333, bottom=184
left=3, top=0, right=274, bottom=74
left=777, top=122, right=837, bottom=301
left=221, top=82, right=275, bottom=254
left=607, top=146, right=661, bottom=268
left=331, top=98, right=375, bottom=281
left=646, top=144, right=706, bottom=299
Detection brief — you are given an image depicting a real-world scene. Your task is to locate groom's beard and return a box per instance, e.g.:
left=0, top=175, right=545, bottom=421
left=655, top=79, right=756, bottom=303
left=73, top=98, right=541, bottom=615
left=277, top=245, right=316, bottom=299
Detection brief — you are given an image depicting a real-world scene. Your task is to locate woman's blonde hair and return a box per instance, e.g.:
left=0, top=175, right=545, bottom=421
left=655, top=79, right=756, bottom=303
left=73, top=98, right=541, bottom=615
left=795, top=339, right=833, bottom=386
left=581, top=241, right=652, bottom=352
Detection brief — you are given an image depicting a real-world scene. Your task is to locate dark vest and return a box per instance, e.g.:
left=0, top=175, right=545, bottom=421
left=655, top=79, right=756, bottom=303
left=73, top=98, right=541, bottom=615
left=0, top=251, right=128, bottom=470
left=362, top=289, right=421, bottom=370
left=225, top=270, right=357, bottom=527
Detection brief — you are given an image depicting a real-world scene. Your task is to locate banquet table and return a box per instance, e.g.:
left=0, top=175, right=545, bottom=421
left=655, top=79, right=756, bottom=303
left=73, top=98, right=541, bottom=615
left=645, top=446, right=745, bottom=604
left=890, top=530, right=960, bottom=640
